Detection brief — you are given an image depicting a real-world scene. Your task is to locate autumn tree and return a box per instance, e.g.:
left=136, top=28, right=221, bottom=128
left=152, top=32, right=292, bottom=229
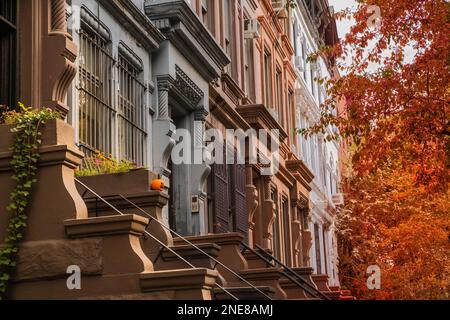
left=304, top=0, right=450, bottom=299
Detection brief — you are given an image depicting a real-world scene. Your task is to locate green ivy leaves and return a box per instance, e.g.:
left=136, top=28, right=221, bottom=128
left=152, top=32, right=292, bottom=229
left=0, top=103, right=58, bottom=299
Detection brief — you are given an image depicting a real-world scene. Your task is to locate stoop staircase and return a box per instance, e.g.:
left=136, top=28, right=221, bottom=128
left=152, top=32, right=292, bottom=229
left=76, top=178, right=274, bottom=300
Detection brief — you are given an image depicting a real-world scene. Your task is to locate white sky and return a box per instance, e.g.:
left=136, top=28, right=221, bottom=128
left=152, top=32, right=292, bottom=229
left=328, top=0, right=416, bottom=71
left=328, top=0, right=357, bottom=39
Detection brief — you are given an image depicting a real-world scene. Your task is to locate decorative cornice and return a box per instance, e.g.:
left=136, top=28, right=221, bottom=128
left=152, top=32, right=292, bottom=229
left=281, top=34, right=295, bottom=56
left=284, top=59, right=298, bottom=80
left=174, top=65, right=204, bottom=107
left=277, top=163, right=297, bottom=187
left=145, top=0, right=230, bottom=81
left=221, top=72, right=245, bottom=106
left=194, top=108, right=209, bottom=121
left=97, top=0, right=165, bottom=51
left=157, top=74, right=175, bottom=91
left=209, top=89, right=251, bottom=131
left=118, top=41, right=143, bottom=71
left=286, top=157, right=315, bottom=184
left=291, top=194, right=309, bottom=210
left=236, top=104, right=288, bottom=142
left=80, top=6, right=111, bottom=40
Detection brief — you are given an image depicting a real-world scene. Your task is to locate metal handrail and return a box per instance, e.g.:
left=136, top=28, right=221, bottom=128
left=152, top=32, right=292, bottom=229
left=74, top=178, right=238, bottom=300
left=254, top=244, right=330, bottom=300
left=117, top=194, right=272, bottom=300
left=240, top=241, right=322, bottom=299
left=239, top=240, right=329, bottom=300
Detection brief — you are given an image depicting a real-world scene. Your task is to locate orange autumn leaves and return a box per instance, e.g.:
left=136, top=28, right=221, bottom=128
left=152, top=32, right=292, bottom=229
left=306, top=0, right=450, bottom=299
left=338, top=165, right=449, bottom=299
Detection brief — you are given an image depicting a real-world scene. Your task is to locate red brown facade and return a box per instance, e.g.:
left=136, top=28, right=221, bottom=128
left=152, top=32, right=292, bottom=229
left=0, top=0, right=347, bottom=300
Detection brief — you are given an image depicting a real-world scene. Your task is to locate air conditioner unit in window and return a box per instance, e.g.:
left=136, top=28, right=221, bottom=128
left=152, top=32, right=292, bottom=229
left=294, top=56, right=305, bottom=72
left=244, top=19, right=261, bottom=39
left=332, top=193, right=344, bottom=206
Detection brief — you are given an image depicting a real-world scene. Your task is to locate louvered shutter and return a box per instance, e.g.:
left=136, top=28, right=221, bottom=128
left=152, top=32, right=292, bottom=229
left=233, top=164, right=248, bottom=241
left=212, top=143, right=229, bottom=233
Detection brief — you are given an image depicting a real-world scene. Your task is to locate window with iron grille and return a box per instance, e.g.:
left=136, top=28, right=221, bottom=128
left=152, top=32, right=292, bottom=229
left=77, top=26, right=115, bottom=158
left=0, top=0, right=17, bottom=109
left=77, top=8, right=148, bottom=166
left=117, top=49, right=147, bottom=165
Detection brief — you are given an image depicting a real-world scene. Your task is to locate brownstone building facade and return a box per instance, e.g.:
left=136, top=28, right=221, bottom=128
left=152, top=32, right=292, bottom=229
left=0, top=0, right=349, bottom=300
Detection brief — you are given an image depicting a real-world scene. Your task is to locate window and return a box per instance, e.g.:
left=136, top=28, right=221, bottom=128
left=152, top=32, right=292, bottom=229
left=243, top=17, right=255, bottom=101
left=314, top=223, right=322, bottom=274
left=0, top=0, right=17, bottom=108
left=298, top=116, right=309, bottom=162
left=310, top=136, right=317, bottom=173
left=275, top=68, right=283, bottom=124
left=322, top=227, right=328, bottom=275
left=292, top=21, right=299, bottom=56
left=244, top=38, right=253, bottom=100
left=301, top=38, right=307, bottom=80
left=288, top=90, right=294, bottom=143
left=223, top=0, right=236, bottom=78
left=78, top=23, right=115, bottom=158
left=208, top=142, right=247, bottom=240
left=271, top=189, right=281, bottom=260
left=282, top=198, right=291, bottom=265
left=78, top=8, right=148, bottom=166
left=201, top=0, right=214, bottom=32
left=263, top=50, right=272, bottom=107
left=310, top=65, right=316, bottom=98
left=117, top=46, right=147, bottom=165
left=329, top=171, right=333, bottom=196
left=201, top=0, right=208, bottom=24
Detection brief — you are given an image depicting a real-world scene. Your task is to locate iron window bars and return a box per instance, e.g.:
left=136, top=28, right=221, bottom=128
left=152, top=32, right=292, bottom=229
left=77, top=7, right=147, bottom=166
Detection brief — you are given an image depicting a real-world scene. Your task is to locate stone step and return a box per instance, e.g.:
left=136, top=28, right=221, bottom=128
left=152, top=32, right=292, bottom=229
left=214, top=286, right=275, bottom=300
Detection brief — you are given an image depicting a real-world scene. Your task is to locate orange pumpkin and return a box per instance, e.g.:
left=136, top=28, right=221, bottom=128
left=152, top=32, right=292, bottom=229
left=151, top=179, right=165, bottom=191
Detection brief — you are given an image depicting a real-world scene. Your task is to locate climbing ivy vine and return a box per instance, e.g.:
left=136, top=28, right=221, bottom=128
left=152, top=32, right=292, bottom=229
left=0, top=103, right=59, bottom=299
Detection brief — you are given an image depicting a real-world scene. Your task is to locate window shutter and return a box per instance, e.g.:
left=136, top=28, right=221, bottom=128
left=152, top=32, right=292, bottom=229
left=233, top=164, right=248, bottom=241
left=212, top=144, right=229, bottom=233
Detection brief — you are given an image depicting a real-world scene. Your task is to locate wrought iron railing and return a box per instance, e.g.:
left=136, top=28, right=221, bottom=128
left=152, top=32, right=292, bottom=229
left=77, top=28, right=115, bottom=158
left=254, top=243, right=330, bottom=300
left=239, top=241, right=330, bottom=300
